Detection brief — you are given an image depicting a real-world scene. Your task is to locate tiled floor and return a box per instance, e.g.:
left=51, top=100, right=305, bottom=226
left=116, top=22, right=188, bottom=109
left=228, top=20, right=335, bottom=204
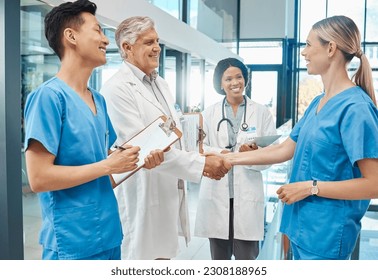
left=358, top=210, right=378, bottom=260
left=22, top=191, right=43, bottom=260
left=22, top=184, right=378, bottom=260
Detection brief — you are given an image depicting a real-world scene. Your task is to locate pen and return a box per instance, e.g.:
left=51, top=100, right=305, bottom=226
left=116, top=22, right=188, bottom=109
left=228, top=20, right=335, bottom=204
left=114, top=145, right=127, bottom=151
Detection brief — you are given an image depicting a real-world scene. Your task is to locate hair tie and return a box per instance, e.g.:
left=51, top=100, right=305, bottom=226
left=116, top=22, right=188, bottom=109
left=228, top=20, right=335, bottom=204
left=355, top=49, right=363, bottom=58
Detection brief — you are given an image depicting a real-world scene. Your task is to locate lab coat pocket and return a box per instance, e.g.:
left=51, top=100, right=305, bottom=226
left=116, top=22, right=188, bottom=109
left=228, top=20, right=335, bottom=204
left=54, top=203, right=101, bottom=258
left=238, top=168, right=264, bottom=202
left=199, top=177, right=215, bottom=200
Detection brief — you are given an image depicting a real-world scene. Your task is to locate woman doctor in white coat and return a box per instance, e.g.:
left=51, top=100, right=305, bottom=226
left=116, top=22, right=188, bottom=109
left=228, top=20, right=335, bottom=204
left=194, top=58, right=277, bottom=260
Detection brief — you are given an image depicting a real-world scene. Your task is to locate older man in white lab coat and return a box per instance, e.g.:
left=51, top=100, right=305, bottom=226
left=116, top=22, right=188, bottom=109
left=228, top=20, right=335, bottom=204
left=101, top=16, right=230, bottom=260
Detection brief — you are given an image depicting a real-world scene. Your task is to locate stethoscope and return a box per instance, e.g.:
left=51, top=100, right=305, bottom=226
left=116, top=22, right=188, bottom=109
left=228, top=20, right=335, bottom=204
left=216, top=95, right=248, bottom=132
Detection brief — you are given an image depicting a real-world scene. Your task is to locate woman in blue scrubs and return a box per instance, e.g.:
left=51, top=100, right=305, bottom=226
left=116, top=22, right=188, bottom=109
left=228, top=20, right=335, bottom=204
left=24, top=0, right=163, bottom=260
left=220, top=15, right=378, bottom=259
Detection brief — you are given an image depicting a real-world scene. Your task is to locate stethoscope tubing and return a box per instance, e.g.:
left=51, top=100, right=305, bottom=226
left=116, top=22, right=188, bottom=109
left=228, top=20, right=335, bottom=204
left=216, top=95, right=248, bottom=132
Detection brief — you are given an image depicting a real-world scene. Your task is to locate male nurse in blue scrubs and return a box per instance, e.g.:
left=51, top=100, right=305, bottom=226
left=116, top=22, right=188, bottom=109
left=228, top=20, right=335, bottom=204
left=23, top=0, right=163, bottom=260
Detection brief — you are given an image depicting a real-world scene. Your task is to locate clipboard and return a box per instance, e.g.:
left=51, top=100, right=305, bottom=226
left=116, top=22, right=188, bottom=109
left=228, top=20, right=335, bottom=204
left=248, top=135, right=281, bottom=147
left=181, top=113, right=206, bottom=153
left=110, top=115, right=182, bottom=187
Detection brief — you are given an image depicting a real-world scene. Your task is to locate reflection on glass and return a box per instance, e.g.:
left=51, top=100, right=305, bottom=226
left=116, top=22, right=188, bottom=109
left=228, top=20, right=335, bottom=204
left=189, top=0, right=199, bottom=28
left=190, top=0, right=238, bottom=43
left=21, top=0, right=53, bottom=260
left=250, top=71, right=277, bottom=123
left=147, top=0, right=182, bottom=19
left=100, top=52, right=123, bottom=87
left=327, top=0, right=365, bottom=37
left=204, top=65, right=223, bottom=109
left=366, top=1, right=378, bottom=41
left=188, top=59, right=203, bottom=112
left=164, top=56, right=177, bottom=104
left=298, top=45, right=306, bottom=68
left=297, top=71, right=322, bottom=120
left=239, top=41, right=282, bottom=65
left=366, top=45, right=378, bottom=69
left=299, top=0, right=326, bottom=42
left=373, top=71, right=378, bottom=102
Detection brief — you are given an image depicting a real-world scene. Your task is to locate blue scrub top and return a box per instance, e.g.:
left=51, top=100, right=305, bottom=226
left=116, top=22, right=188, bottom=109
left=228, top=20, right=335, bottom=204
left=24, top=77, right=122, bottom=259
left=280, top=86, right=378, bottom=258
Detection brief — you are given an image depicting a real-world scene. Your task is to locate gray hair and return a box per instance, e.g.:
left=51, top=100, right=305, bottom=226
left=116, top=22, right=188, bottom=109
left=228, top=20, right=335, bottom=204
left=115, top=16, right=155, bottom=59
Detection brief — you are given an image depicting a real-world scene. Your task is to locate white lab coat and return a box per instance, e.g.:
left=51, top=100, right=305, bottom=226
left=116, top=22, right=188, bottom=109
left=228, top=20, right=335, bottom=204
left=101, top=62, right=205, bottom=260
left=194, top=97, right=277, bottom=241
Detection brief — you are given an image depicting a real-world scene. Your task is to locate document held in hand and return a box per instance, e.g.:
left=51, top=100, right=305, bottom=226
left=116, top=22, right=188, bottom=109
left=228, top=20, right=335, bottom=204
left=109, top=115, right=182, bottom=187
left=181, top=113, right=206, bottom=153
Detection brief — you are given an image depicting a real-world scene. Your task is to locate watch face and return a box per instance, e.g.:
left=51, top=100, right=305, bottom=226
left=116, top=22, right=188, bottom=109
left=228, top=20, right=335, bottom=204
left=311, top=186, right=318, bottom=195
left=311, top=180, right=318, bottom=195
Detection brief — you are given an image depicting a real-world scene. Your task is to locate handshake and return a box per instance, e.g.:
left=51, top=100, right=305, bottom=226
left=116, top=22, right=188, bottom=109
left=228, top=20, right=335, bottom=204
left=202, top=154, right=232, bottom=180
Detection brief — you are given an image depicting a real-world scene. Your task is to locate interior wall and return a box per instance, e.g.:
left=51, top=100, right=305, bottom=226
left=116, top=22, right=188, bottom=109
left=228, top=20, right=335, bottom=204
left=240, top=0, right=295, bottom=39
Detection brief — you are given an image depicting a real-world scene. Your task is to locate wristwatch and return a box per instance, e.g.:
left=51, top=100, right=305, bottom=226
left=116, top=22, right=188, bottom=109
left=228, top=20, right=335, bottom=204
left=311, top=180, right=319, bottom=196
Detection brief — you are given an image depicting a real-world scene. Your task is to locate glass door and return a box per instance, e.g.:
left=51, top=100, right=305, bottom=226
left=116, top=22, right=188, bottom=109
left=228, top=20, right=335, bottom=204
left=247, top=65, right=282, bottom=125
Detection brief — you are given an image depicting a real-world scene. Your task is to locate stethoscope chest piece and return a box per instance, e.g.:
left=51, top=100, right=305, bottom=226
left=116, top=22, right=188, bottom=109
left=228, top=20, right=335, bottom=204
left=241, top=122, right=249, bottom=131
left=217, top=95, right=249, bottom=132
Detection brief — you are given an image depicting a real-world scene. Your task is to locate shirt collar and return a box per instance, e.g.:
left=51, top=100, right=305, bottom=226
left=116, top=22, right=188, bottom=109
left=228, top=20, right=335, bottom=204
left=224, top=97, right=246, bottom=107
left=125, top=61, right=145, bottom=83
left=125, top=61, right=158, bottom=83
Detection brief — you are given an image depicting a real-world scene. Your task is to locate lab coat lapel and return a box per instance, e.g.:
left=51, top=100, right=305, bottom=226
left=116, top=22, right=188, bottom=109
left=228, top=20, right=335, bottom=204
left=121, top=63, right=166, bottom=115
left=244, top=96, right=255, bottom=125
left=155, top=77, right=189, bottom=242
left=154, top=77, right=181, bottom=128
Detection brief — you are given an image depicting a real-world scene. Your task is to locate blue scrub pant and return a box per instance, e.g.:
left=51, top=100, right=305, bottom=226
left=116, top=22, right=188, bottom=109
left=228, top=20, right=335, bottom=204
left=42, top=246, right=121, bottom=260
left=291, top=242, right=350, bottom=260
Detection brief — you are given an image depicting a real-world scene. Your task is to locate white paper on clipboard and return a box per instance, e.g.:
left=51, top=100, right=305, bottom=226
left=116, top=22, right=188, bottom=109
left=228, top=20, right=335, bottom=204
left=110, top=116, right=182, bottom=187
left=181, top=113, right=206, bottom=153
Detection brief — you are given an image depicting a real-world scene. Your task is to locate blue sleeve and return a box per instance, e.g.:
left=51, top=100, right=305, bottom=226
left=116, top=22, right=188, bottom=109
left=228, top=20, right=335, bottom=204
left=290, top=115, right=305, bottom=143
left=24, top=86, right=63, bottom=156
left=290, top=95, right=322, bottom=142
left=340, top=102, right=378, bottom=166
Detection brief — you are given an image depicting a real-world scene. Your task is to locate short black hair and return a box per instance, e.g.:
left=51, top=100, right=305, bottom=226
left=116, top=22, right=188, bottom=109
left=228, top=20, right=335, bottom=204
left=44, top=0, right=97, bottom=59
left=213, top=57, right=249, bottom=95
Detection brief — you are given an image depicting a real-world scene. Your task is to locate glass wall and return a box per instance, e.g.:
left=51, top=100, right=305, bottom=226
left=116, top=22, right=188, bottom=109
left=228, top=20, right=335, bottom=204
left=239, top=41, right=286, bottom=124
left=189, top=0, right=239, bottom=50
left=239, top=41, right=283, bottom=65
left=250, top=71, right=278, bottom=122
left=162, top=56, right=177, bottom=104
left=298, top=0, right=326, bottom=42
left=366, top=0, right=378, bottom=42
left=203, top=63, right=223, bottom=108
left=147, top=0, right=182, bottom=19
left=21, top=0, right=53, bottom=259
left=187, top=58, right=204, bottom=111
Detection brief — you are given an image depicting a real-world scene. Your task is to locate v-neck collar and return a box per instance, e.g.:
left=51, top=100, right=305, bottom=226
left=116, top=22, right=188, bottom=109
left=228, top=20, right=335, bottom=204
left=55, top=77, right=99, bottom=117
left=315, top=86, right=356, bottom=116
